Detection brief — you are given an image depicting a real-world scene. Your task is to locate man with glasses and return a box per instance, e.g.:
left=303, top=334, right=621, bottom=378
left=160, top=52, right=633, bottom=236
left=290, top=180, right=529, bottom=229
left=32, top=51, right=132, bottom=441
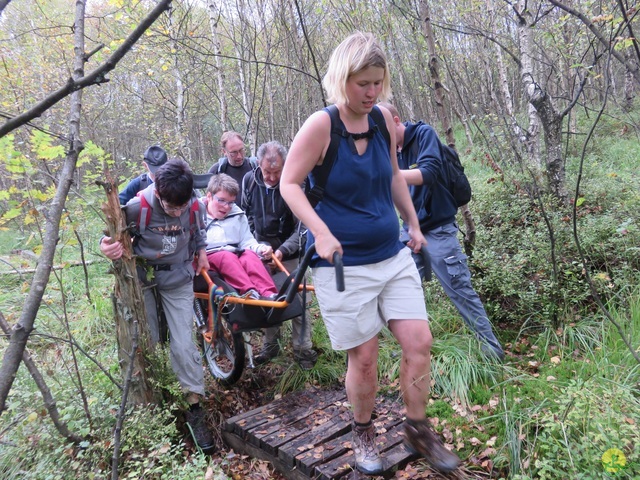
left=207, top=131, right=258, bottom=206
left=241, top=141, right=318, bottom=369
left=100, top=159, right=216, bottom=453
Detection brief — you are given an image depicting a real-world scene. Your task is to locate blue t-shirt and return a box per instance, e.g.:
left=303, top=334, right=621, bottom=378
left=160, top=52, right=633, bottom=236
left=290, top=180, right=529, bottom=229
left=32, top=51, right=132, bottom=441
left=308, top=108, right=403, bottom=267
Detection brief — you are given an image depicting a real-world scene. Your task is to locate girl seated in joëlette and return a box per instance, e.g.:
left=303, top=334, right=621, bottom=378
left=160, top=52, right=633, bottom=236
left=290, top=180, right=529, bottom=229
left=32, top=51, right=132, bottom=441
left=203, top=173, right=278, bottom=299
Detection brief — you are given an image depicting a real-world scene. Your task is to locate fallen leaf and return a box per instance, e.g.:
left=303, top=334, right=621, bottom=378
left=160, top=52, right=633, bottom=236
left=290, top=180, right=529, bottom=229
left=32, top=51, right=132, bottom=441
left=550, top=356, right=561, bottom=364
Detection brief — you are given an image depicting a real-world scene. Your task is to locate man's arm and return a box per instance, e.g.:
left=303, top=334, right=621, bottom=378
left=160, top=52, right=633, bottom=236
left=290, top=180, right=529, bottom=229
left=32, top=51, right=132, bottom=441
left=118, top=176, right=142, bottom=205
left=207, top=161, right=221, bottom=175
left=400, top=126, right=444, bottom=187
left=276, top=219, right=301, bottom=259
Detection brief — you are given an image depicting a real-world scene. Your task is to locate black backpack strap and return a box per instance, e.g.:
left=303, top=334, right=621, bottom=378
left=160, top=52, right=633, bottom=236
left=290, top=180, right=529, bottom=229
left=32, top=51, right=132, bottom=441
left=368, top=105, right=390, bottom=148
left=217, top=157, right=228, bottom=174
left=306, top=105, right=390, bottom=208
left=307, top=105, right=347, bottom=208
left=138, top=173, right=150, bottom=191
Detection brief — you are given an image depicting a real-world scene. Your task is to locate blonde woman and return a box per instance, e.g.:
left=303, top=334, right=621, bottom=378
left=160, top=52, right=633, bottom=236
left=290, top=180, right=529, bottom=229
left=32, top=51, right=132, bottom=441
left=280, top=32, right=461, bottom=475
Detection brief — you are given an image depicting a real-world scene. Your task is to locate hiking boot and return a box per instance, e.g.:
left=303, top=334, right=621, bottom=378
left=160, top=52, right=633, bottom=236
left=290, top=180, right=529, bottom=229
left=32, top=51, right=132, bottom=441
left=255, top=341, right=280, bottom=365
left=294, top=348, right=318, bottom=370
left=185, top=406, right=216, bottom=454
left=403, top=419, right=461, bottom=473
left=352, top=422, right=383, bottom=475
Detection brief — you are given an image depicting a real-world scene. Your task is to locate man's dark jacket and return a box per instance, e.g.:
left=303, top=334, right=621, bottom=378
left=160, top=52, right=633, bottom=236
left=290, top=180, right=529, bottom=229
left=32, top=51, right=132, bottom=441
left=399, top=121, right=457, bottom=232
left=241, top=168, right=301, bottom=260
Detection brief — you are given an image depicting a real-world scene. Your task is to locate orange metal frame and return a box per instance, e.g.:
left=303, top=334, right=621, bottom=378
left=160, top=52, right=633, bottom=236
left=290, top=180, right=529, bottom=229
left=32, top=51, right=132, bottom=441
left=194, top=255, right=314, bottom=341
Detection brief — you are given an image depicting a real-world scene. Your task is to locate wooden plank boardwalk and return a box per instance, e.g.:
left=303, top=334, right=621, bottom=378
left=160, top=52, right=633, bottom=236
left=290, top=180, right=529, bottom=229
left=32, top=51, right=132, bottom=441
left=222, top=388, right=418, bottom=479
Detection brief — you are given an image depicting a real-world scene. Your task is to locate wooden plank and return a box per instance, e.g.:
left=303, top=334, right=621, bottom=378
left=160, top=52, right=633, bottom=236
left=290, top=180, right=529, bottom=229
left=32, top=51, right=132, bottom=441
left=278, top=409, right=352, bottom=471
left=262, top=402, right=345, bottom=460
left=222, top=429, right=311, bottom=480
left=246, top=390, right=346, bottom=455
left=223, top=388, right=418, bottom=479
left=225, top=388, right=336, bottom=437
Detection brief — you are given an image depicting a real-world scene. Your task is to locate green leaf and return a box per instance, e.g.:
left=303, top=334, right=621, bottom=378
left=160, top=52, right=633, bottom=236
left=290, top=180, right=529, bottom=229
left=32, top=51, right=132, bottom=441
left=30, top=130, right=64, bottom=161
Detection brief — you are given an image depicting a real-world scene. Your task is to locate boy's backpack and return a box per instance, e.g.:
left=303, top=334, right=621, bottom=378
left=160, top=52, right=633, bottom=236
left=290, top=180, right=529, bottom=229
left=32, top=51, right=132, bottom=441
left=306, top=104, right=390, bottom=208
left=442, top=144, right=472, bottom=208
left=134, top=187, right=202, bottom=235
left=217, top=156, right=258, bottom=174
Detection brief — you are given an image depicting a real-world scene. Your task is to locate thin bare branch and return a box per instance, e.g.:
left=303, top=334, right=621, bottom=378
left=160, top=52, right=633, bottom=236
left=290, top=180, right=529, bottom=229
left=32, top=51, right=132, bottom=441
left=0, top=0, right=173, bottom=138
left=547, top=0, right=640, bottom=85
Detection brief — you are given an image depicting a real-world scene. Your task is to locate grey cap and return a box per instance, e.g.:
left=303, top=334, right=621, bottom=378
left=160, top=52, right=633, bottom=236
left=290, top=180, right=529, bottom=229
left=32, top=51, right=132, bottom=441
left=143, top=145, right=168, bottom=173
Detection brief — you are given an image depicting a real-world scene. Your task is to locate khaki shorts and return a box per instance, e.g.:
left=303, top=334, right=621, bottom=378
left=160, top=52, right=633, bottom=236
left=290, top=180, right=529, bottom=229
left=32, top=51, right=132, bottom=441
left=312, top=248, right=428, bottom=351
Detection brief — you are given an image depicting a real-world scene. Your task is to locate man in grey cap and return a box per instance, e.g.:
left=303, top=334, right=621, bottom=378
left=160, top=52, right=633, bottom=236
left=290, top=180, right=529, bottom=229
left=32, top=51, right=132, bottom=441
left=119, top=145, right=168, bottom=205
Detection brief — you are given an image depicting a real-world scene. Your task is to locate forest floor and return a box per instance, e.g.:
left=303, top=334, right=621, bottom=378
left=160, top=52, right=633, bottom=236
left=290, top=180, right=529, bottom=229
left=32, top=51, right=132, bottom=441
left=194, top=351, right=507, bottom=480
left=202, top=360, right=294, bottom=480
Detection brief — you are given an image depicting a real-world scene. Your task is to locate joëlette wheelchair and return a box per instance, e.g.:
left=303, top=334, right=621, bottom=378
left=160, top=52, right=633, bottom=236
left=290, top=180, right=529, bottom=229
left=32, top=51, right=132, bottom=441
left=192, top=244, right=344, bottom=386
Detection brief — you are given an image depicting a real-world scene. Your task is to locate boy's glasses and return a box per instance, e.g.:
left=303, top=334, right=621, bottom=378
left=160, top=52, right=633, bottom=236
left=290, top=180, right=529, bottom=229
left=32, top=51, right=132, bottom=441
left=159, top=198, right=189, bottom=213
left=213, top=195, right=235, bottom=207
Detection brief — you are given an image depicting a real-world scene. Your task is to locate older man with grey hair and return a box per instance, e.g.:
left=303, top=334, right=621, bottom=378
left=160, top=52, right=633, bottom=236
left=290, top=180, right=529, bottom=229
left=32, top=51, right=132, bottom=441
left=241, top=141, right=317, bottom=369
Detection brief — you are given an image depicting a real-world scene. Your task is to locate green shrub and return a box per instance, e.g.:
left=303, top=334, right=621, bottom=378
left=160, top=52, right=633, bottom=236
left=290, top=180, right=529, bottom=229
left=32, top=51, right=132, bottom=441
left=529, top=378, right=639, bottom=479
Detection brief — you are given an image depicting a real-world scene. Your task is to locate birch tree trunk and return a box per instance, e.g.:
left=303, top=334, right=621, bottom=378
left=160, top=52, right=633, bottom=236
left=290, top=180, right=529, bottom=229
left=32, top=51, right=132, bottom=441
left=624, top=48, right=636, bottom=112
left=517, top=1, right=567, bottom=202
left=168, top=7, right=190, bottom=162
left=231, top=0, right=256, bottom=151
left=517, top=2, right=542, bottom=170
left=419, top=0, right=476, bottom=248
left=208, top=2, right=228, bottom=131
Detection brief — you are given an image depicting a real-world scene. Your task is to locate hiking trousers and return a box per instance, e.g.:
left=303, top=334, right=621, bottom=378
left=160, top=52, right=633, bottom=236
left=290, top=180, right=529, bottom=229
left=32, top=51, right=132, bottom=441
left=144, top=280, right=206, bottom=396
left=419, top=222, right=504, bottom=360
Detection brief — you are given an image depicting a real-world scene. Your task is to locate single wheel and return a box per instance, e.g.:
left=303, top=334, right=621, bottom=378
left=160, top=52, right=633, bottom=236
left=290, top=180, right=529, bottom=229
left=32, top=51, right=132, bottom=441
left=194, top=298, right=245, bottom=386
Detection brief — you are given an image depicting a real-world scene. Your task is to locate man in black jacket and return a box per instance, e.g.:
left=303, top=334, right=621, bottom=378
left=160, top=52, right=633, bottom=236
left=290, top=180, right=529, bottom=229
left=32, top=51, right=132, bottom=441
left=208, top=131, right=257, bottom=206
left=118, top=145, right=167, bottom=205
left=241, top=141, right=317, bottom=369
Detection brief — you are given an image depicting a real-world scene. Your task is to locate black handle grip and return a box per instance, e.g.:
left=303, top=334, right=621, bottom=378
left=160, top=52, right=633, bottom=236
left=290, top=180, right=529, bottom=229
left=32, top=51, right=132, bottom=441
left=419, top=245, right=432, bottom=281
left=332, top=251, right=345, bottom=292
left=284, top=244, right=345, bottom=303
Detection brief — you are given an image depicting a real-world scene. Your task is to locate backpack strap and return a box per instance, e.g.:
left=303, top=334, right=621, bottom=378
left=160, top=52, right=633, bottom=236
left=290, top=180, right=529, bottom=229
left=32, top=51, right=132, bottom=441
left=189, top=198, right=203, bottom=231
left=217, top=157, right=228, bottom=174
left=307, top=105, right=347, bottom=208
left=241, top=170, right=257, bottom=206
left=136, top=188, right=154, bottom=235
left=368, top=105, right=391, bottom=147
left=136, top=189, right=201, bottom=235
left=306, top=105, right=390, bottom=208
